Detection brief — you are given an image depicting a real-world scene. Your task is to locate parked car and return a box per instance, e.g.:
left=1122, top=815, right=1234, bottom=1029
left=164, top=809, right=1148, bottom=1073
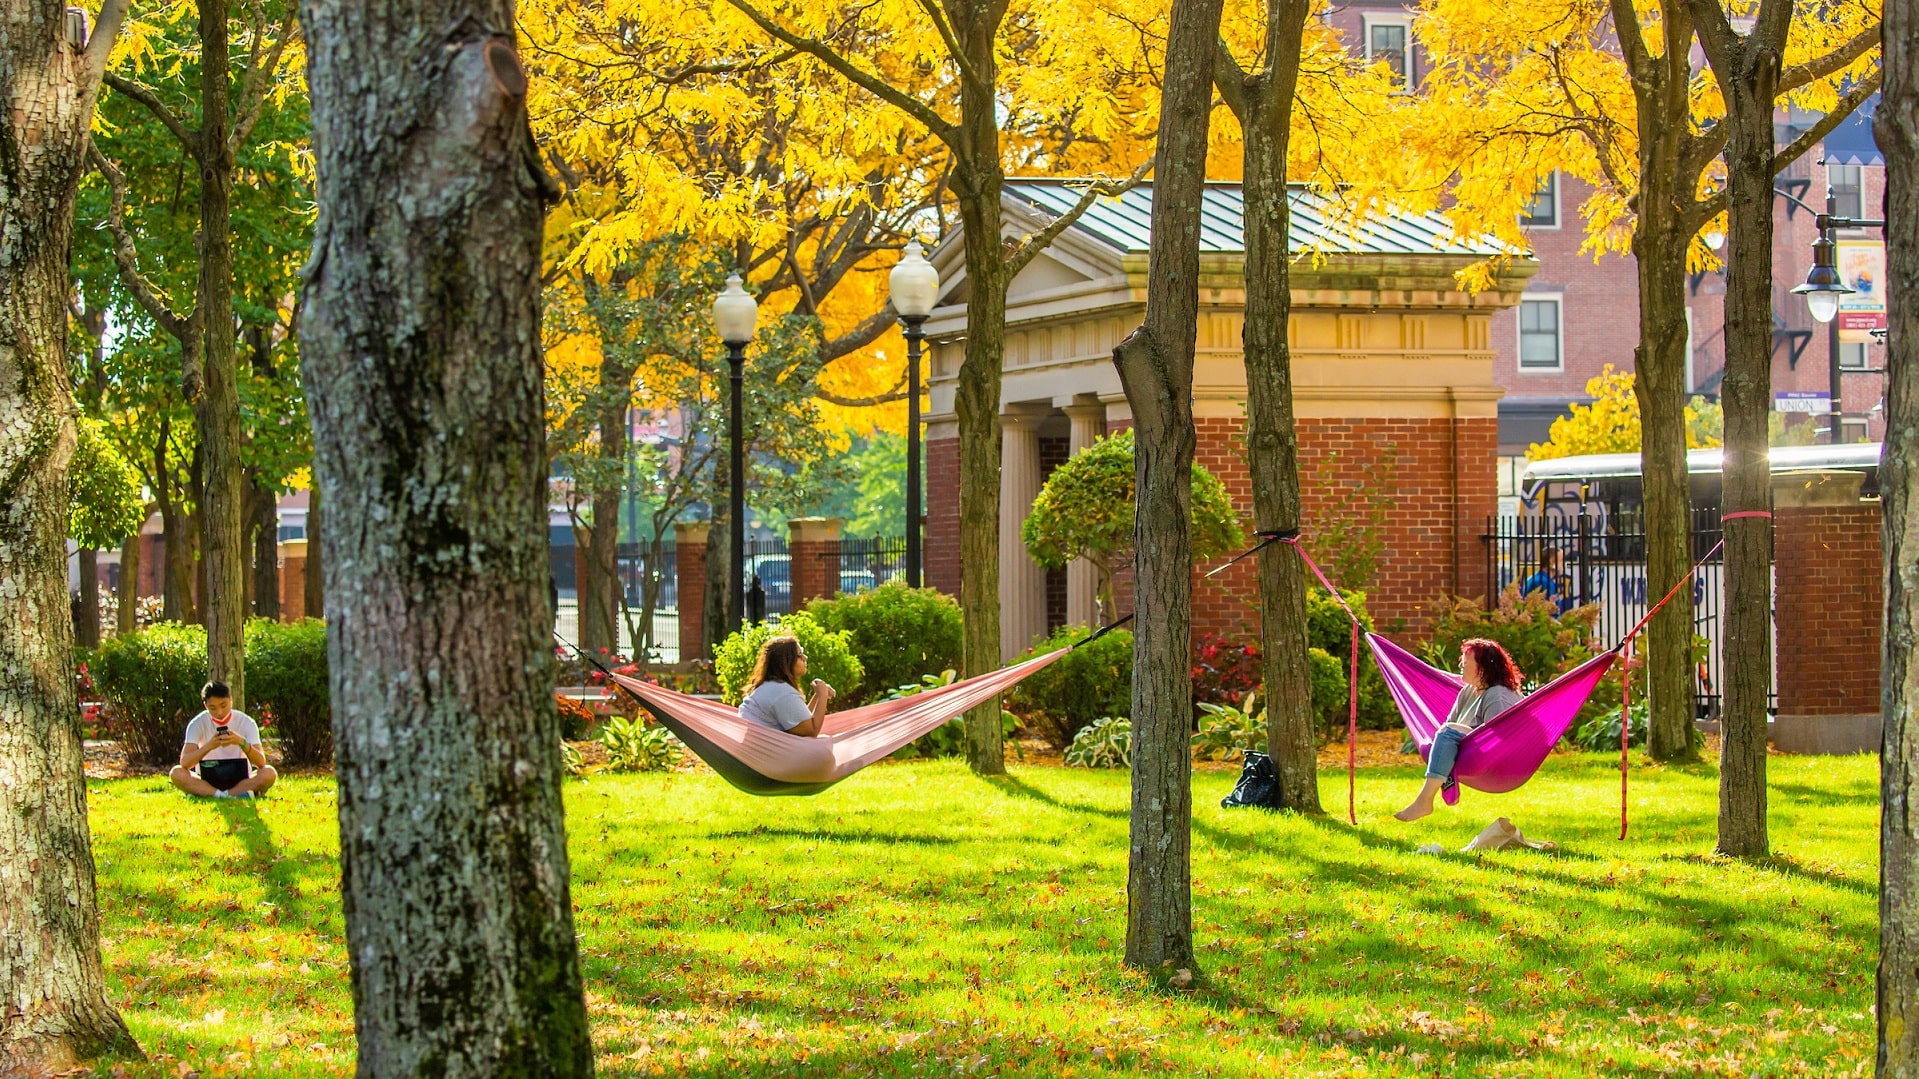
left=839, top=570, right=878, bottom=594
left=747, top=554, right=791, bottom=611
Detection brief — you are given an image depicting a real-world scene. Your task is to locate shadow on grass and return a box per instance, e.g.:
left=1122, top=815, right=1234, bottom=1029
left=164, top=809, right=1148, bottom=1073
left=707, top=825, right=959, bottom=847
left=213, top=799, right=326, bottom=924
left=986, top=773, right=1128, bottom=820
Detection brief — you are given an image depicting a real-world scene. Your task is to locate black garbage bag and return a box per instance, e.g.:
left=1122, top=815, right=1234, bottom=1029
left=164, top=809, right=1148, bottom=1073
left=1220, top=752, right=1284, bottom=810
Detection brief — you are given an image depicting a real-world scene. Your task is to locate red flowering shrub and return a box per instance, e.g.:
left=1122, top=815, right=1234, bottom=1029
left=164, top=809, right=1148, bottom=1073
left=1192, top=633, right=1262, bottom=707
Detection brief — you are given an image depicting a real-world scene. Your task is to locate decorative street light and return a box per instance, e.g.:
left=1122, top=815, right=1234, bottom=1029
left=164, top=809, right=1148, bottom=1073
left=711, top=273, right=758, bottom=630
left=1788, top=187, right=1886, bottom=443
left=888, top=240, right=940, bottom=589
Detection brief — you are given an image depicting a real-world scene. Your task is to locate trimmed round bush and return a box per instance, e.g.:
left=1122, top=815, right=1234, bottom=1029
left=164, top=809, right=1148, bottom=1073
left=1305, top=587, right=1397, bottom=731
left=92, top=623, right=208, bottom=766
left=805, top=582, right=962, bottom=706
left=714, top=612, right=864, bottom=706
left=245, top=618, right=330, bottom=766
left=1006, top=625, right=1132, bottom=749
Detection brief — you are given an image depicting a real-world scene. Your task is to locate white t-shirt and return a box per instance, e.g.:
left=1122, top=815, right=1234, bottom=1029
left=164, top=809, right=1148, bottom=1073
left=183, top=709, right=262, bottom=761
left=739, top=681, right=813, bottom=732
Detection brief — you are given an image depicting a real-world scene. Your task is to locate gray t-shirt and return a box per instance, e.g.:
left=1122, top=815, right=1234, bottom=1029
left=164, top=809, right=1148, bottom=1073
left=1446, top=684, right=1522, bottom=729
left=740, top=680, right=813, bottom=731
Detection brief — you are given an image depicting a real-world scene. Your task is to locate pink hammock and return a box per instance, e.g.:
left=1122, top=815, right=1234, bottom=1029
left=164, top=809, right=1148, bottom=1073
left=1366, top=633, right=1619, bottom=806
left=608, top=649, right=1066, bottom=796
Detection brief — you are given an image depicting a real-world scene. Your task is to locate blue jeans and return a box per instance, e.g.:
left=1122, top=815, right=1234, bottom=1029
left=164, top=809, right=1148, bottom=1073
left=1426, top=726, right=1467, bottom=782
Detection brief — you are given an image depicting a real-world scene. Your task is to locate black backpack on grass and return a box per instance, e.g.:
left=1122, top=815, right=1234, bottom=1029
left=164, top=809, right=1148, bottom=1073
left=1221, top=752, right=1284, bottom=810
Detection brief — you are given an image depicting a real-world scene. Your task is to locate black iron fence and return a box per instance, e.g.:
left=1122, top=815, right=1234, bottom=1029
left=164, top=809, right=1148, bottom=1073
left=1483, top=508, right=1760, bottom=718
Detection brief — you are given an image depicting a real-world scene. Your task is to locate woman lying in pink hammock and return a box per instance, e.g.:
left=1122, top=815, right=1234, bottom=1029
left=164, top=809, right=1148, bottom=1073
left=738, top=635, right=838, bottom=737
left=1394, top=638, right=1525, bottom=821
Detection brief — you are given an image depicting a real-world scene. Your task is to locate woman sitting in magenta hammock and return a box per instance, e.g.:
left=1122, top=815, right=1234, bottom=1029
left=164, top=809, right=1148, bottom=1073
left=1395, top=638, right=1524, bottom=822
left=738, top=635, right=838, bottom=737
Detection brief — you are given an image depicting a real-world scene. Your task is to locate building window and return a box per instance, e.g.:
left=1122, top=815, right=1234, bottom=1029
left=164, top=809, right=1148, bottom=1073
left=1364, top=16, right=1412, bottom=89
left=1841, top=418, right=1870, bottom=443
left=1831, top=163, right=1864, bottom=219
left=1520, top=171, right=1559, bottom=229
left=1840, top=341, right=1871, bottom=370
left=1518, top=296, right=1563, bottom=371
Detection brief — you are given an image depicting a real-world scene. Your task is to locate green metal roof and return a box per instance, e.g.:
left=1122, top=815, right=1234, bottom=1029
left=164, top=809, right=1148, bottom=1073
left=1005, top=179, right=1512, bottom=258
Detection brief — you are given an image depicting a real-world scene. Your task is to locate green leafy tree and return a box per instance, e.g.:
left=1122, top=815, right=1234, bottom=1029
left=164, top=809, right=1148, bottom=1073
left=67, top=418, right=146, bottom=556
left=1021, top=429, right=1245, bottom=620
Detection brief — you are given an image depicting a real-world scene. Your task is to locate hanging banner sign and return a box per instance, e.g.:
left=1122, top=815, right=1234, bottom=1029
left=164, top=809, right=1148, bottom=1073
left=1837, top=239, right=1887, bottom=344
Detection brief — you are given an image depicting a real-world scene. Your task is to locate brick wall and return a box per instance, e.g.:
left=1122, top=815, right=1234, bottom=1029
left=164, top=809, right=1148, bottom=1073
left=1773, top=498, right=1882, bottom=717
left=790, top=527, right=842, bottom=609
left=281, top=550, right=307, bottom=620
left=927, top=436, right=961, bottom=597
left=1039, top=435, right=1070, bottom=632
left=676, top=528, right=708, bottom=657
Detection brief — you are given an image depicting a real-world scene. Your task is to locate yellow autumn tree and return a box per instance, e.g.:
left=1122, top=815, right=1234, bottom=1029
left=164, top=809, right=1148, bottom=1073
left=1527, top=365, right=1724, bottom=460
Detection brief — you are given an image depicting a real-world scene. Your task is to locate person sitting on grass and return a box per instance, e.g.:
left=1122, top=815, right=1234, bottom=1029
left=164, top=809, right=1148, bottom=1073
left=169, top=681, right=278, bottom=799
left=1394, top=639, right=1523, bottom=822
left=738, top=635, right=836, bottom=738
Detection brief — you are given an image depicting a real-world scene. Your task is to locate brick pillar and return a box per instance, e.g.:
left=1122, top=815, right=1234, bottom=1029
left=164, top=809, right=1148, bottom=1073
left=926, top=423, right=960, bottom=598
left=280, top=541, right=307, bottom=621
left=675, top=522, right=710, bottom=661
left=789, top=516, right=843, bottom=610
left=1771, top=470, right=1883, bottom=753
left=999, top=411, right=1047, bottom=658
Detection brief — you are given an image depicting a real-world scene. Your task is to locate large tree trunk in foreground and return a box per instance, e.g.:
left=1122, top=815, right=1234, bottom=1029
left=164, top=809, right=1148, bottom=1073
left=1112, top=0, right=1222, bottom=972
left=1690, top=3, right=1784, bottom=859
left=299, top=3, right=591, bottom=1073
left=1219, top=0, right=1320, bottom=814
left=0, top=1, right=137, bottom=1070
left=1879, top=0, right=1919, bottom=1068
left=195, top=0, right=247, bottom=707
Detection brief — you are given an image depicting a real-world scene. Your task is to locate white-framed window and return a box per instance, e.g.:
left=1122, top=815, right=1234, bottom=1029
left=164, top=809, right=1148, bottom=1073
left=1520, top=171, right=1560, bottom=229
left=1839, top=341, right=1871, bottom=370
left=1830, top=163, right=1865, bottom=219
left=1363, top=14, right=1414, bottom=90
left=1517, top=294, right=1564, bottom=371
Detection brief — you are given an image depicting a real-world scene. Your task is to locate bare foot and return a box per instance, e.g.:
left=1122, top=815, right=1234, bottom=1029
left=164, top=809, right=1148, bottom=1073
left=1394, top=801, right=1432, bottom=822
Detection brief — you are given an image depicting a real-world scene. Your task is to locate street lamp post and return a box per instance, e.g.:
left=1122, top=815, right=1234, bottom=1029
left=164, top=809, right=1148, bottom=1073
left=712, top=274, right=758, bottom=630
left=1790, top=188, right=1886, bottom=443
left=888, top=241, right=940, bottom=589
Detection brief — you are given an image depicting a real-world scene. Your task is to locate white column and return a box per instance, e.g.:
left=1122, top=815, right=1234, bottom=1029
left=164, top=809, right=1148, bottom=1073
left=1061, top=398, right=1107, bottom=627
left=999, top=411, right=1047, bottom=659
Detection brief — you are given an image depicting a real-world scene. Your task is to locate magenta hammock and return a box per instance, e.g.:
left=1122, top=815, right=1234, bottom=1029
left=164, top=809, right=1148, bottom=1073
left=1367, top=633, right=1619, bottom=805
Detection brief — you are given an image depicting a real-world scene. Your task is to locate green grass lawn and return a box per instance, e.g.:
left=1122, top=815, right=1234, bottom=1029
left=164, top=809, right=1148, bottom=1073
left=84, top=750, right=1879, bottom=1077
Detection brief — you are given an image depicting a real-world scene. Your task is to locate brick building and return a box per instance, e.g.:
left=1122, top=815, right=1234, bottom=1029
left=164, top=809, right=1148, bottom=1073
left=921, top=180, right=1536, bottom=658
left=1330, top=1, right=1890, bottom=491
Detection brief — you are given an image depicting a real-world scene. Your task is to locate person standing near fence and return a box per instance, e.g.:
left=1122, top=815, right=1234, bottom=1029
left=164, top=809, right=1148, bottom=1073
left=1522, top=547, right=1573, bottom=614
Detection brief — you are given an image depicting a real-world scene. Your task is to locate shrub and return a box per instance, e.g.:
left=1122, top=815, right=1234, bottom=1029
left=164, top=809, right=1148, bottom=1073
left=877, top=670, right=1020, bottom=760
left=1305, top=588, right=1397, bottom=731
left=714, top=612, right=864, bottom=705
left=555, top=694, right=597, bottom=741
left=92, top=623, right=209, bottom=766
left=1574, top=701, right=1648, bottom=752
left=600, top=716, right=683, bottom=772
left=244, top=619, right=330, bottom=767
left=805, top=583, right=961, bottom=706
left=1194, top=692, right=1266, bottom=761
left=1006, top=625, right=1132, bottom=749
left=1064, top=716, right=1132, bottom=768
left=1307, top=647, right=1352, bottom=736
left=1420, top=584, right=1618, bottom=728
left=1192, top=632, right=1261, bottom=707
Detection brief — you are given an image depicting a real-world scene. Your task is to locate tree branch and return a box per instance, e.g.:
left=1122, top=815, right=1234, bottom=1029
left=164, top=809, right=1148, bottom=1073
left=1212, top=35, right=1250, bottom=122
left=86, top=0, right=131, bottom=87
left=230, top=11, right=300, bottom=155
left=102, top=72, right=202, bottom=159
left=813, top=370, right=909, bottom=408
left=819, top=306, right=897, bottom=362
left=89, top=145, right=195, bottom=345
left=724, top=0, right=959, bottom=142
left=913, top=0, right=990, bottom=95
left=1773, top=69, right=1883, bottom=174
left=1780, top=24, right=1881, bottom=91
left=1006, top=158, right=1154, bottom=278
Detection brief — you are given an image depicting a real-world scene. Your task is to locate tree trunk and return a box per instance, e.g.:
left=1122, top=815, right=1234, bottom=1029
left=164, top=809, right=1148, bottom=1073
left=251, top=473, right=280, bottom=621
left=0, top=2, right=138, bottom=1070
left=156, top=441, right=196, bottom=624
left=194, top=0, right=246, bottom=707
left=304, top=485, right=323, bottom=619
left=1879, top=0, right=1918, bottom=1067
left=703, top=509, right=730, bottom=660
left=1690, top=7, right=1784, bottom=858
left=75, top=548, right=100, bottom=649
left=1223, top=0, right=1320, bottom=813
left=580, top=397, right=627, bottom=657
left=298, top=4, right=591, bottom=1073
left=117, top=529, right=141, bottom=636
left=951, top=23, right=1010, bottom=774
left=1111, top=0, right=1222, bottom=972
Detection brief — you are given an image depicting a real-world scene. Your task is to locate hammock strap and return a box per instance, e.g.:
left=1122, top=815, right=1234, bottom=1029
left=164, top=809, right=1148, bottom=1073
left=1615, top=537, right=1725, bottom=649
left=1619, top=636, right=1631, bottom=840
left=1279, top=536, right=1362, bottom=626
left=1076, top=612, right=1136, bottom=648
left=1348, top=617, right=1359, bottom=825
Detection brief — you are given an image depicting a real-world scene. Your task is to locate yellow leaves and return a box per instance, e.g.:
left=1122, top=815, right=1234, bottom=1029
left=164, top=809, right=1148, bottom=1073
left=1528, top=365, right=1722, bottom=461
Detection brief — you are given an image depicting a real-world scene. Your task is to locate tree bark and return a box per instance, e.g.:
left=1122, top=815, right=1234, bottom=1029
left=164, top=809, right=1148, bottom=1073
left=1217, top=1, right=1320, bottom=814
left=579, top=395, right=628, bottom=657
left=1690, top=1, right=1787, bottom=858
left=117, top=529, right=141, bottom=636
left=194, top=0, right=246, bottom=706
left=251, top=472, right=280, bottom=621
left=75, top=548, right=100, bottom=649
left=298, top=3, right=591, bottom=1073
left=950, top=5, right=1010, bottom=775
left=1879, top=0, right=1918, bottom=1067
left=0, top=1, right=138, bottom=1070
left=303, top=485, right=323, bottom=620
left=1112, top=0, right=1222, bottom=972
left=1610, top=0, right=1704, bottom=762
